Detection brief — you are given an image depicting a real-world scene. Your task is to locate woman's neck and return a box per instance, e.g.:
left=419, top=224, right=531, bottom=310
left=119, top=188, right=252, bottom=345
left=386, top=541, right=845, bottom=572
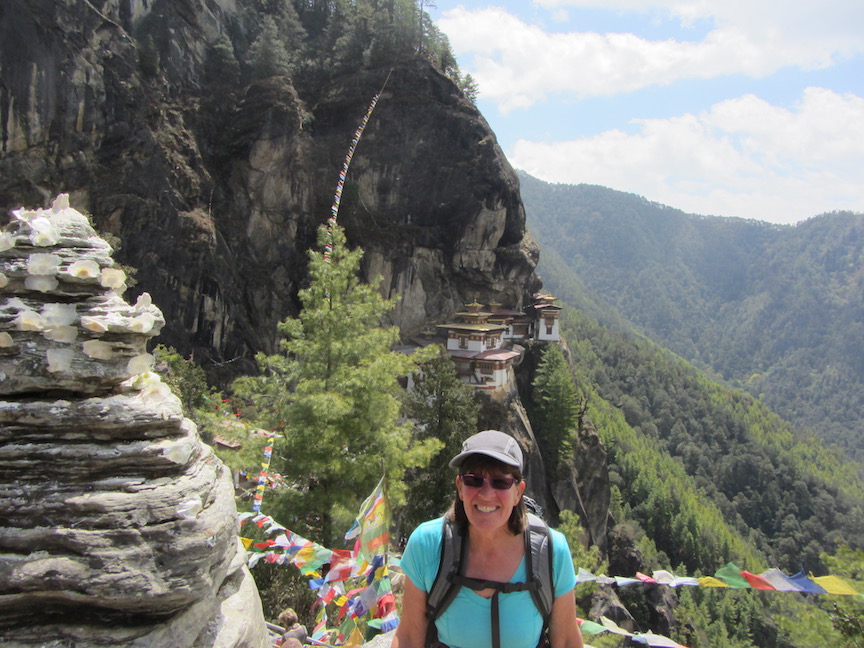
left=464, top=526, right=525, bottom=587
left=468, top=524, right=521, bottom=552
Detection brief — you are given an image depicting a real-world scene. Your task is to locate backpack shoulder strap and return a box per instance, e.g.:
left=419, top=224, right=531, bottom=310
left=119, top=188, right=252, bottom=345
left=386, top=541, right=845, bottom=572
left=424, top=513, right=555, bottom=648
left=524, top=512, right=555, bottom=625
left=426, top=516, right=467, bottom=622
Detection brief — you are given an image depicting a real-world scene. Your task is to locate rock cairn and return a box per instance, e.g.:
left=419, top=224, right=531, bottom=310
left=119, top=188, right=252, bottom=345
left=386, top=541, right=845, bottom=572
left=0, top=196, right=268, bottom=647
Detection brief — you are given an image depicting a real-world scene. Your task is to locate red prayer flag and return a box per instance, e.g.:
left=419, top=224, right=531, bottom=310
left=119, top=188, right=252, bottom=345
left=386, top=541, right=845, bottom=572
left=741, top=570, right=777, bottom=590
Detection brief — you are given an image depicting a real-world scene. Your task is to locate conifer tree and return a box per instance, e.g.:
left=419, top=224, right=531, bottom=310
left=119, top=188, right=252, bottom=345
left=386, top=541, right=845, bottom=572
left=204, top=34, right=241, bottom=86
left=246, top=16, right=294, bottom=79
left=531, top=343, right=581, bottom=471
left=400, top=347, right=480, bottom=533
left=233, top=223, right=437, bottom=546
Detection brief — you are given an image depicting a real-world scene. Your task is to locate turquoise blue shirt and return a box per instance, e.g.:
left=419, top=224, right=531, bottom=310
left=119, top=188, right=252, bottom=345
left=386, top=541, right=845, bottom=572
left=401, top=517, right=577, bottom=648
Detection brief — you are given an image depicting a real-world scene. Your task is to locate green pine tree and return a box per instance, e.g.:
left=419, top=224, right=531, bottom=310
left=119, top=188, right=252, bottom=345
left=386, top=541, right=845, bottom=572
left=233, top=222, right=437, bottom=547
left=204, top=33, right=241, bottom=86
left=400, top=346, right=480, bottom=534
left=531, top=344, right=581, bottom=471
left=246, top=16, right=294, bottom=79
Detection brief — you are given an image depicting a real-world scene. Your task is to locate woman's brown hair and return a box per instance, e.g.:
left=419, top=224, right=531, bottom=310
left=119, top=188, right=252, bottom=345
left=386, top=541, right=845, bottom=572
left=447, top=454, right=527, bottom=535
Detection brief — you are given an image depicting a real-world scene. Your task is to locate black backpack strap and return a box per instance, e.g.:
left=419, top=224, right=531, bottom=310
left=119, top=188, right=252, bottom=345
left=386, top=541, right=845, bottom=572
left=425, top=518, right=468, bottom=646
left=424, top=513, right=555, bottom=648
left=525, top=513, right=555, bottom=630
left=450, top=575, right=535, bottom=648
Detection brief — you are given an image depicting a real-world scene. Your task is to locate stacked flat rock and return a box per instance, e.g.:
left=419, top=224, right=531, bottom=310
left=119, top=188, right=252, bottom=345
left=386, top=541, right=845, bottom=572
left=0, top=196, right=268, bottom=647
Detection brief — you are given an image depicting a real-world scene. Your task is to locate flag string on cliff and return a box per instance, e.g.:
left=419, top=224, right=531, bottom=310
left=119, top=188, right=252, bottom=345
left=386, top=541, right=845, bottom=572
left=325, top=70, right=392, bottom=263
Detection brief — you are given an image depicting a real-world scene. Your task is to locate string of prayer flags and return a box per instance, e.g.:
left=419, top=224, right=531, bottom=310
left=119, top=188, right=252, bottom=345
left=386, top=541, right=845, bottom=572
left=238, top=505, right=399, bottom=645
left=574, top=564, right=863, bottom=597
left=251, top=434, right=275, bottom=512
left=326, top=88, right=383, bottom=259
left=577, top=616, right=689, bottom=648
left=324, top=70, right=391, bottom=270
left=311, top=607, right=330, bottom=643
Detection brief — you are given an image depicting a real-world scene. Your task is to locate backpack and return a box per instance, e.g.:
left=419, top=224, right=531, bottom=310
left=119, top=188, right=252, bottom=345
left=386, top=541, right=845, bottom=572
left=425, top=510, right=554, bottom=648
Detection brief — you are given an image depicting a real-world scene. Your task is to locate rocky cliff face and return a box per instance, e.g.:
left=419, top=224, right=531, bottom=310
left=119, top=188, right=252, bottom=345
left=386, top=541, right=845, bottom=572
left=485, top=341, right=610, bottom=554
left=0, top=196, right=267, bottom=647
left=0, top=0, right=540, bottom=383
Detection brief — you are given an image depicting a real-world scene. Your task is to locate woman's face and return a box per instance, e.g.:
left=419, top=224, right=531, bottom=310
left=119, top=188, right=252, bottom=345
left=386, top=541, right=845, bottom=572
left=456, top=465, right=526, bottom=534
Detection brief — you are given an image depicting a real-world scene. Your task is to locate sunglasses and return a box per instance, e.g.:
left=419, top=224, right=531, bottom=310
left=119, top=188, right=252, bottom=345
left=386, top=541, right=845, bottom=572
left=459, top=473, right=519, bottom=490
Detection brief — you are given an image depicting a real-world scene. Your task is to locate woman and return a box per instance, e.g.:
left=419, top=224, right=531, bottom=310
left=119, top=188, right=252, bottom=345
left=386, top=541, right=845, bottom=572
left=393, top=430, right=584, bottom=648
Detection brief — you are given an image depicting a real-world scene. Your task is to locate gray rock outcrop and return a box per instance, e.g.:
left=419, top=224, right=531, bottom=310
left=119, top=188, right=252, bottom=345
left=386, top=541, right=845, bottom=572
left=0, top=196, right=267, bottom=647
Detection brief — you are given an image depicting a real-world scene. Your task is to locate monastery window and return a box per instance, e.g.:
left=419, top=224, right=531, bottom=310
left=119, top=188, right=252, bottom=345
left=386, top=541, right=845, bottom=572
left=459, top=336, right=468, bottom=349
left=478, top=362, right=494, bottom=375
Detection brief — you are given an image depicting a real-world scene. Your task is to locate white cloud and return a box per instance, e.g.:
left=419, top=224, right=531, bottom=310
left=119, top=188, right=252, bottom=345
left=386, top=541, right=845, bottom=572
left=438, top=2, right=864, bottom=109
left=510, top=88, right=864, bottom=223
left=533, top=0, right=864, bottom=49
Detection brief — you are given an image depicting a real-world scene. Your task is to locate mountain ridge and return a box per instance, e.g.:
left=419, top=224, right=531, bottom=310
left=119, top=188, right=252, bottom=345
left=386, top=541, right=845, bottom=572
left=519, top=170, right=864, bottom=461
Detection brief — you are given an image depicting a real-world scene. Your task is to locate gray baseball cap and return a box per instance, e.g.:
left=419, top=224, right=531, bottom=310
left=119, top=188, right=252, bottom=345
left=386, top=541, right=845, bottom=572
left=449, top=430, right=523, bottom=470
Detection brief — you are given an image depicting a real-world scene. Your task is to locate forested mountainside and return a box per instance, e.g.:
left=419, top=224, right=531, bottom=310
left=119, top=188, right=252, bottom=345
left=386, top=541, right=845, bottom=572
left=519, top=171, right=864, bottom=462
left=548, top=308, right=864, bottom=647
left=0, top=0, right=538, bottom=384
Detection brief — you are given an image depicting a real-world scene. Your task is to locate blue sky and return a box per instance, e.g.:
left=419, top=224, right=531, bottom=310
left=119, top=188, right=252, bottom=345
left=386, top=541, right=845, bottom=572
left=429, top=0, right=864, bottom=224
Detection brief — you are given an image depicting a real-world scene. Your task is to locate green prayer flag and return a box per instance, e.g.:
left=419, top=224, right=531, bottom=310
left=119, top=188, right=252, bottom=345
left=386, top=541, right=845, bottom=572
left=714, top=562, right=751, bottom=588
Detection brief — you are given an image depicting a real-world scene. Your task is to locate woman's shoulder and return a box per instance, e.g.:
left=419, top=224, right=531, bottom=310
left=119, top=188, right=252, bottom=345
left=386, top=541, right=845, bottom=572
left=409, top=516, right=447, bottom=543
left=547, top=526, right=574, bottom=557
left=547, top=525, right=568, bottom=544
left=401, top=516, right=449, bottom=590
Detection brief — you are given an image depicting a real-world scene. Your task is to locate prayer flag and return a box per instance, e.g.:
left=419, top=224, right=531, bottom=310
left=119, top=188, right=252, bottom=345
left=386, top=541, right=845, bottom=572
left=812, top=575, right=860, bottom=596
left=343, top=626, right=365, bottom=648
left=577, top=620, right=607, bottom=635
left=652, top=570, right=699, bottom=587
left=759, top=568, right=806, bottom=592
left=576, top=567, right=597, bottom=584
left=345, top=476, right=389, bottom=563
left=788, top=571, right=827, bottom=594
left=714, top=563, right=751, bottom=588
left=630, top=630, right=688, bottom=647
left=741, top=571, right=776, bottom=590
left=599, top=616, right=633, bottom=636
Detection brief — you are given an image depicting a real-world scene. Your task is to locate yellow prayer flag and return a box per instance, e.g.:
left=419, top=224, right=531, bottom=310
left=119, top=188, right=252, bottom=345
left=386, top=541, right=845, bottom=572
left=812, top=575, right=861, bottom=596
left=698, top=577, right=730, bottom=588
left=343, top=626, right=365, bottom=648
left=240, top=537, right=255, bottom=550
